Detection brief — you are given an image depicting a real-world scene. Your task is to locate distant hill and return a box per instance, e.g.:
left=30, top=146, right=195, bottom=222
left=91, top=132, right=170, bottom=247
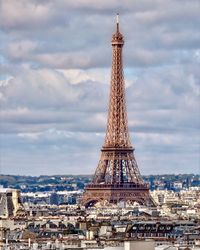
left=0, top=174, right=199, bottom=192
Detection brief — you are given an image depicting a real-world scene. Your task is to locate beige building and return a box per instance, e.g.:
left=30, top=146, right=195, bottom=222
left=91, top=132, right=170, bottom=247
left=0, top=188, right=25, bottom=218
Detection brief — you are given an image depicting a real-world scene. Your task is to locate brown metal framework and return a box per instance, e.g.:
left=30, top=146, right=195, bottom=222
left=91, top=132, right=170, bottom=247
left=82, top=15, right=154, bottom=207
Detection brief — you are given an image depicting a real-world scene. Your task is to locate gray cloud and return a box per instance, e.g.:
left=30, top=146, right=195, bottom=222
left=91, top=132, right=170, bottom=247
left=1, top=0, right=200, bottom=68
left=0, top=0, right=199, bottom=175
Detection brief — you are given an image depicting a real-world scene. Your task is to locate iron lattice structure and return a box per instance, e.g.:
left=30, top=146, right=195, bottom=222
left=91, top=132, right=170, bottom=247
left=82, top=16, right=154, bottom=207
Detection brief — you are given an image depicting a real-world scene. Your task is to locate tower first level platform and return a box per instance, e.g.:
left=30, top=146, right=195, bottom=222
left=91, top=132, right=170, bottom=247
left=82, top=183, right=152, bottom=207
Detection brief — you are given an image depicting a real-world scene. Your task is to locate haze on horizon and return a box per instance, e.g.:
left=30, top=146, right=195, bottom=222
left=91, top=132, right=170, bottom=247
left=0, top=0, right=200, bottom=176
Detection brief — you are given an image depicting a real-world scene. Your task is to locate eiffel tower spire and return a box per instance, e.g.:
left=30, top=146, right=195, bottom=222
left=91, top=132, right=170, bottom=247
left=82, top=15, right=154, bottom=207
left=104, top=13, right=131, bottom=148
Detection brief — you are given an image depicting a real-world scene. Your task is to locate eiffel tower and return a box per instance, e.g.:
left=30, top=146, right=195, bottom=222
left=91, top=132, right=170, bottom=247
left=82, top=15, right=154, bottom=207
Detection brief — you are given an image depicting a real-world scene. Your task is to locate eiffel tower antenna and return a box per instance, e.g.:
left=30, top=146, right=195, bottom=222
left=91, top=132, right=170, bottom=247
left=116, top=13, right=119, bottom=32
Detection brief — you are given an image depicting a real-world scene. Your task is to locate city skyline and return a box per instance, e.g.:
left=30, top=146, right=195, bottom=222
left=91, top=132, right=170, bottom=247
left=0, top=0, right=200, bottom=176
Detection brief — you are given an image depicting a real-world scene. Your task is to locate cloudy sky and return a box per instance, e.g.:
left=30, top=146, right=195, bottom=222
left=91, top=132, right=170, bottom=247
left=0, top=0, right=200, bottom=176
